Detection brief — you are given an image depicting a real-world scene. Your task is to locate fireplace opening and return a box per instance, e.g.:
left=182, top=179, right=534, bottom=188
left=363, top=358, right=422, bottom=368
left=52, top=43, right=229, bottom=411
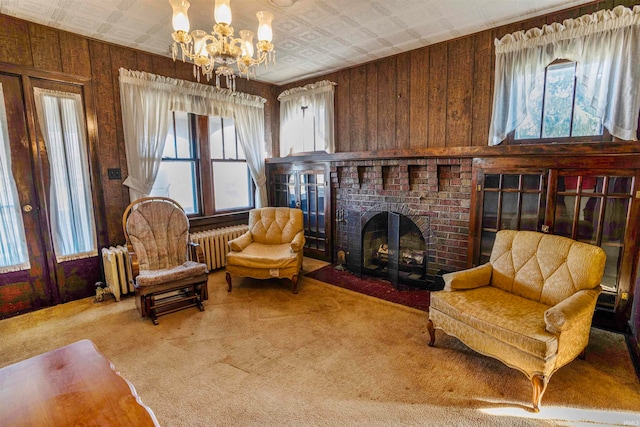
left=361, top=212, right=429, bottom=289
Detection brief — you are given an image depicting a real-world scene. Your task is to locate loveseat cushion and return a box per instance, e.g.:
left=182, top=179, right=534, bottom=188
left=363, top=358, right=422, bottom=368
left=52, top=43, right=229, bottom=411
left=136, top=261, right=208, bottom=287
left=226, top=243, right=299, bottom=269
left=431, top=286, right=558, bottom=358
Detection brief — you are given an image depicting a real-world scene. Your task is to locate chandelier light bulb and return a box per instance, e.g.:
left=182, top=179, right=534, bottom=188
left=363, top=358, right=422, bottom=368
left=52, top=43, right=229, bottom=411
left=170, top=0, right=191, bottom=33
left=256, top=11, right=273, bottom=42
left=191, top=30, right=209, bottom=57
left=239, top=30, right=255, bottom=58
left=214, top=0, right=232, bottom=25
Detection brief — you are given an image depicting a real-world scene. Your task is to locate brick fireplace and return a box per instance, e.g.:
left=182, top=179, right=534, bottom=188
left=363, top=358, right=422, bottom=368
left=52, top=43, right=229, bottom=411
left=331, top=158, right=472, bottom=286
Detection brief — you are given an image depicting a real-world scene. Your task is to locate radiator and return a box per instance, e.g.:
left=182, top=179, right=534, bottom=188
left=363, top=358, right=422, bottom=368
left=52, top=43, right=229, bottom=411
left=101, top=245, right=133, bottom=302
left=190, top=224, right=249, bottom=271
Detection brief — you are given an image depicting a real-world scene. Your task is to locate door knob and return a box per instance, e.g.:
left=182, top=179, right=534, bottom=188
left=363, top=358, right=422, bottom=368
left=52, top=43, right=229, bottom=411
left=22, top=204, right=33, bottom=212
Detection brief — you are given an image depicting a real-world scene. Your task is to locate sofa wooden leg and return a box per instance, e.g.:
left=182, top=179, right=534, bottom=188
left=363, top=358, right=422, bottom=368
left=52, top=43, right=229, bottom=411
left=292, top=275, right=298, bottom=294
left=225, top=272, right=232, bottom=292
left=531, top=374, right=548, bottom=412
left=427, top=319, right=436, bottom=347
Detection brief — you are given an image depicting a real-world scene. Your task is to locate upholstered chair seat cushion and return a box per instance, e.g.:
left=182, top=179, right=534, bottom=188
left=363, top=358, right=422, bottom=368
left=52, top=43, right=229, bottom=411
left=431, top=286, right=557, bottom=358
left=136, top=261, right=208, bottom=287
left=226, top=243, right=299, bottom=269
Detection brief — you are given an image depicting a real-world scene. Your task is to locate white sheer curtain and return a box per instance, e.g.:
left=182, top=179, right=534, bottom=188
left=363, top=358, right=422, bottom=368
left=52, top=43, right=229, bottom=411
left=0, top=84, right=30, bottom=272
left=119, top=69, right=269, bottom=207
left=169, top=76, right=269, bottom=208
left=278, top=80, right=336, bottom=155
left=233, top=99, right=268, bottom=208
left=489, top=5, right=640, bottom=145
left=119, top=69, right=174, bottom=200
left=33, top=88, right=97, bottom=262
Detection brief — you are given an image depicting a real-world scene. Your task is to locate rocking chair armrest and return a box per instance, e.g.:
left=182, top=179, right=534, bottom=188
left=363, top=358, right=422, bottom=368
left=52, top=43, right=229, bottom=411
left=126, top=248, right=139, bottom=280
left=188, top=241, right=205, bottom=264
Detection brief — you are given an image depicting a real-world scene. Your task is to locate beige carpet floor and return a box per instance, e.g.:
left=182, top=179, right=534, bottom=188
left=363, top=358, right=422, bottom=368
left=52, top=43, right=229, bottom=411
left=1, top=258, right=639, bottom=427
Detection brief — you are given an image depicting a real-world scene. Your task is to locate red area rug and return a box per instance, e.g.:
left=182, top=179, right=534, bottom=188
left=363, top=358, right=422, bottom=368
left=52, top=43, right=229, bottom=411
left=305, top=265, right=430, bottom=311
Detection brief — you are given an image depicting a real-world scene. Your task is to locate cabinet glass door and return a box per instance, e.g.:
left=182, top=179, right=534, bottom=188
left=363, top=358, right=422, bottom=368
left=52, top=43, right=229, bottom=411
left=554, top=174, right=634, bottom=295
left=479, top=172, right=546, bottom=264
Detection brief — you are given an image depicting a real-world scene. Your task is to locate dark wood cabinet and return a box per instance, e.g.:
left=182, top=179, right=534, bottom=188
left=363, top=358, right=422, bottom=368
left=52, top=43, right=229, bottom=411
left=268, top=162, right=332, bottom=261
left=470, top=157, right=640, bottom=318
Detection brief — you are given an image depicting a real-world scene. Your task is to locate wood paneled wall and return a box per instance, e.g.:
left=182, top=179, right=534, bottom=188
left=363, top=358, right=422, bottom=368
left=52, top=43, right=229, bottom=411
left=0, top=14, right=278, bottom=246
left=277, top=0, right=638, bottom=154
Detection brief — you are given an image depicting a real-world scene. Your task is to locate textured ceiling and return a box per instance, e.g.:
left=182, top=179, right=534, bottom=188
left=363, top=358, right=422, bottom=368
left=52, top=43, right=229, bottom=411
left=0, top=0, right=595, bottom=85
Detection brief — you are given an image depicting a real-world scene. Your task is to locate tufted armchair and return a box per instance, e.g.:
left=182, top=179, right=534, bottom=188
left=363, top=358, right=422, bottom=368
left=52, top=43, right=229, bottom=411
left=225, top=207, right=305, bottom=293
left=123, top=197, right=208, bottom=324
left=427, top=230, right=605, bottom=411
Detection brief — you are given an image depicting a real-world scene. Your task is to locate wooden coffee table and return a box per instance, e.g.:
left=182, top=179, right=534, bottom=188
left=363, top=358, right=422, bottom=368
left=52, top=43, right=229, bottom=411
left=0, top=339, right=159, bottom=426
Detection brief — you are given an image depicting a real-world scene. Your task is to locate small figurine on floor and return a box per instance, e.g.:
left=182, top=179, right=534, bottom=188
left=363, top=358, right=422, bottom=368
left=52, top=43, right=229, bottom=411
left=94, top=282, right=113, bottom=302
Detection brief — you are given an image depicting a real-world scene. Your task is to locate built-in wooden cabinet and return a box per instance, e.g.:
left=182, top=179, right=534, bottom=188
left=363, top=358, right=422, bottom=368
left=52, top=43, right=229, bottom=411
left=268, top=162, right=331, bottom=261
left=470, top=157, right=640, bottom=318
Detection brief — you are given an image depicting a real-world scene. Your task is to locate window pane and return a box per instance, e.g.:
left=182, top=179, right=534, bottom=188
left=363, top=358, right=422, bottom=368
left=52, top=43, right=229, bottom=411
left=520, top=193, right=540, bottom=231
left=602, top=197, right=628, bottom=242
left=237, top=139, right=246, bottom=160
left=150, top=161, right=198, bottom=214
left=223, top=118, right=237, bottom=159
left=162, top=115, right=176, bottom=158
left=555, top=195, right=575, bottom=237
left=602, top=246, right=622, bottom=291
left=484, top=174, right=500, bottom=189
left=541, top=63, right=575, bottom=138
left=212, top=161, right=250, bottom=210
left=607, top=177, right=632, bottom=195
left=515, top=85, right=543, bottom=139
left=572, top=77, right=602, bottom=137
left=503, top=175, right=519, bottom=189
left=561, top=176, right=579, bottom=193
left=174, top=111, right=191, bottom=158
left=209, top=117, right=223, bottom=159
left=501, top=192, right=518, bottom=229
left=482, top=192, right=499, bottom=229
left=522, top=175, right=541, bottom=190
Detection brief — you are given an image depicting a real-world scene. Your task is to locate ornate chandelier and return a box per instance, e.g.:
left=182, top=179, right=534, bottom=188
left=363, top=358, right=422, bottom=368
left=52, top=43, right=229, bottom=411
left=169, top=0, right=275, bottom=90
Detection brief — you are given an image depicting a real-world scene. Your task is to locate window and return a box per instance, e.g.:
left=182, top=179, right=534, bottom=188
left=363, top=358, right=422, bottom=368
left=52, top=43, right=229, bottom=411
left=0, top=84, right=29, bottom=271
left=151, top=112, right=199, bottom=214
left=151, top=112, right=253, bottom=216
left=515, top=61, right=605, bottom=142
left=208, top=117, right=251, bottom=211
left=278, top=80, right=336, bottom=156
left=490, top=7, right=640, bottom=145
left=33, top=89, right=97, bottom=262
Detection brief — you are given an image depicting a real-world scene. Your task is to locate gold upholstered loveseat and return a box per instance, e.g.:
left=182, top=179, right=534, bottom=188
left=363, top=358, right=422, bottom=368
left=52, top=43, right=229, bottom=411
left=225, top=207, right=305, bottom=293
left=427, top=230, right=605, bottom=411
